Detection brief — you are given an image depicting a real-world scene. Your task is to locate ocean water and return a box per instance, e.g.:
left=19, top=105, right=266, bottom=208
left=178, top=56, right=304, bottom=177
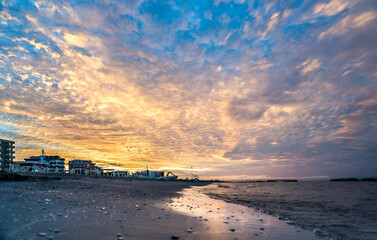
left=168, top=186, right=322, bottom=240
left=202, top=181, right=377, bottom=240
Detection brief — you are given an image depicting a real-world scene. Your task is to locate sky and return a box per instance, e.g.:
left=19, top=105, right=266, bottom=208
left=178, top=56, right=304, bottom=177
left=1, top=0, right=376, bottom=180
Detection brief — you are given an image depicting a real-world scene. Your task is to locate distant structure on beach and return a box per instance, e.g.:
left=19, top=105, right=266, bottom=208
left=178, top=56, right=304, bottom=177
left=0, top=139, right=15, bottom=171
left=68, top=159, right=103, bottom=175
left=67, top=163, right=167, bottom=178
left=2, top=139, right=180, bottom=180
left=330, top=178, right=377, bottom=181
left=131, top=170, right=165, bottom=179
left=102, top=170, right=129, bottom=177
left=13, top=149, right=65, bottom=173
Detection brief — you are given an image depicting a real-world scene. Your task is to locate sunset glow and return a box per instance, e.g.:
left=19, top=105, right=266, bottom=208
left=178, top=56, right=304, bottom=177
left=1, top=0, right=376, bottom=179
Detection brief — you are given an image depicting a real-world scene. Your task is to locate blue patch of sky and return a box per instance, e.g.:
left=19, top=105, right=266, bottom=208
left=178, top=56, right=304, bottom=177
left=288, top=0, right=305, bottom=9
left=70, top=46, right=92, bottom=57
left=3, top=0, right=37, bottom=12
left=140, top=0, right=180, bottom=25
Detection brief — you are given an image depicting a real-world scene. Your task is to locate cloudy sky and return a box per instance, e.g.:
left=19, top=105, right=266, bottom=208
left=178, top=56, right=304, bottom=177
left=1, top=0, right=376, bottom=179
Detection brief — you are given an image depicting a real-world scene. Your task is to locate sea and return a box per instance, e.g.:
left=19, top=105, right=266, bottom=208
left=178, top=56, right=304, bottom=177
left=201, top=181, right=377, bottom=240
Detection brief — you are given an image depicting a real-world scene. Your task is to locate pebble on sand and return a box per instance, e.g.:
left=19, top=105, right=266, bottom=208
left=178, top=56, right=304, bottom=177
left=313, top=228, right=324, bottom=235
left=171, top=236, right=179, bottom=239
left=37, top=232, right=47, bottom=237
left=230, top=229, right=235, bottom=232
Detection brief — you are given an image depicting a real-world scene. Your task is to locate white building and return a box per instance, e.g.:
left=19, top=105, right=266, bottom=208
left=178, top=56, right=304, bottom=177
left=69, top=160, right=103, bottom=175
left=13, top=150, right=65, bottom=173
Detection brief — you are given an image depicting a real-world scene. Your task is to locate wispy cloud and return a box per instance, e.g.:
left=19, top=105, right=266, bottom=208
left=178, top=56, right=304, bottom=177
left=1, top=0, right=376, bottom=178
left=313, top=0, right=356, bottom=17
left=319, top=11, right=377, bottom=40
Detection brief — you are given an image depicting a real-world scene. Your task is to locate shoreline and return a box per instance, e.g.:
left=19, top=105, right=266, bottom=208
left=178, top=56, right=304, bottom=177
left=2, top=174, right=375, bottom=239
left=167, top=185, right=321, bottom=240
left=0, top=175, right=209, bottom=240
left=201, top=181, right=377, bottom=240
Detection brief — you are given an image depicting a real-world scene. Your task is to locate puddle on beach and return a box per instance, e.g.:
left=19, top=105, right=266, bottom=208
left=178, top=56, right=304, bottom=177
left=167, top=186, right=321, bottom=240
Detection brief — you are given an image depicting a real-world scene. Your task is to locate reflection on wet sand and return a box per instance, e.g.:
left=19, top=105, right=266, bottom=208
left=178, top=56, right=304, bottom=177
left=167, top=186, right=321, bottom=240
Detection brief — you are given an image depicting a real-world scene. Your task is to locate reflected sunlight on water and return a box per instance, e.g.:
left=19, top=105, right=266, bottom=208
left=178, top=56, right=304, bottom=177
left=167, top=185, right=321, bottom=240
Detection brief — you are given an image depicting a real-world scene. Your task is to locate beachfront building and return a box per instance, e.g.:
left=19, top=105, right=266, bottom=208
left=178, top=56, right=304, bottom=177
left=94, top=166, right=103, bottom=175
left=131, top=170, right=164, bottom=179
left=112, top=170, right=129, bottom=177
left=14, top=151, right=65, bottom=173
left=0, top=139, right=15, bottom=171
left=14, top=159, right=49, bottom=173
left=44, top=155, right=65, bottom=173
left=100, top=169, right=128, bottom=177
left=68, top=160, right=103, bottom=175
left=148, top=170, right=164, bottom=179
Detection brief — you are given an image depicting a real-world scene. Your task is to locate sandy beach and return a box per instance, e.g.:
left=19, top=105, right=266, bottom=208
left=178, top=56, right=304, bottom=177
left=0, top=175, right=209, bottom=240
left=0, top=174, right=327, bottom=240
left=168, top=186, right=321, bottom=240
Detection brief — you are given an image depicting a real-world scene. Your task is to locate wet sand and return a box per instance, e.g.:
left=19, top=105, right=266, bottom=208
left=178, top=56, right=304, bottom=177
left=3, top=176, right=370, bottom=240
left=167, top=186, right=321, bottom=240
left=202, top=181, right=377, bottom=240
left=0, top=175, right=209, bottom=240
